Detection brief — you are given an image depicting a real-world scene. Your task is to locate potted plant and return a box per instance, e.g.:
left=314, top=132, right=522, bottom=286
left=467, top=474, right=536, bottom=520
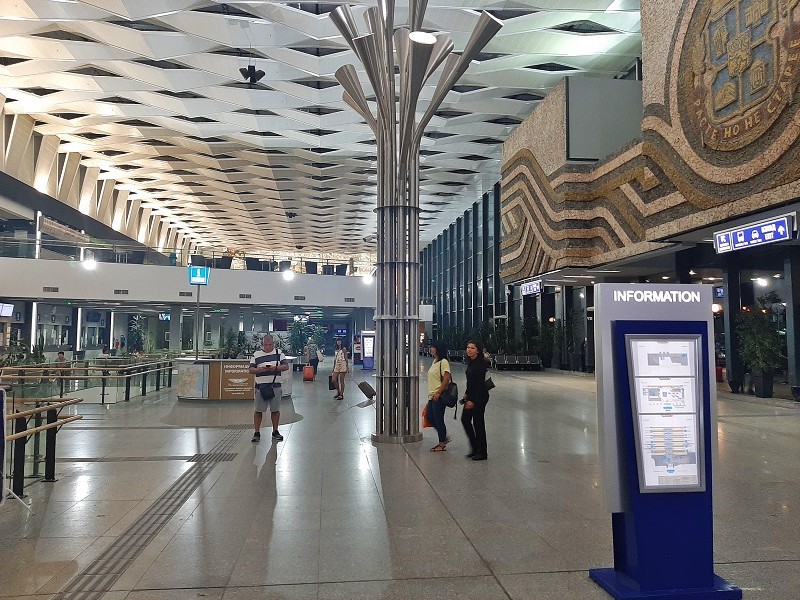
left=222, top=328, right=238, bottom=359
left=128, top=314, right=146, bottom=354
left=736, top=308, right=782, bottom=398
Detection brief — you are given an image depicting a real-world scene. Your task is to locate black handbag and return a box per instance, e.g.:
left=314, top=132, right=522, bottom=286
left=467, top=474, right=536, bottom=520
left=256, top=352, right=279, bottom=399
left=257, top=383, right=275, bottom=400
left=439, top=361, right=459, bottom=408
left=328, top=375, right=337, bottom=390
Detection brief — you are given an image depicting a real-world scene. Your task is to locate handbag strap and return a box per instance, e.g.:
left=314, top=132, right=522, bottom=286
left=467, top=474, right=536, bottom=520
left=271, top=351, right=279, bottom=384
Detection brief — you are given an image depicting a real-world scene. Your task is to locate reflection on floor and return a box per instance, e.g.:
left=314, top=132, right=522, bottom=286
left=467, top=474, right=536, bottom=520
left=1, top=364, right=799, bottom=599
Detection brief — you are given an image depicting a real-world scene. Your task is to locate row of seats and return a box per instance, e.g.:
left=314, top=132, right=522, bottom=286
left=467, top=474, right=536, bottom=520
left=494, top=355, right=543, bottom=371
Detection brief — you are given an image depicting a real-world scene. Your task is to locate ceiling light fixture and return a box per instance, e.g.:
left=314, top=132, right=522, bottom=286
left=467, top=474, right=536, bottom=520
left=755, top=277, right=768, bottom=287
left=282, top=270, right=295, bottom=281
left=83, top=258, right=97, bottom=270
left=362, top=274, right=374, bottom=285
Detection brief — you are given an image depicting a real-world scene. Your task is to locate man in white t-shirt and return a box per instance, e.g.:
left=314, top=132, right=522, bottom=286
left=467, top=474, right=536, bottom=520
left=249, top=335, right=289, bottom=443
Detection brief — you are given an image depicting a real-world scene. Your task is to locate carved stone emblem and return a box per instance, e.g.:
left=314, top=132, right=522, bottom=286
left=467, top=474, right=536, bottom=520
left=678, top=0, right=800, bottom=151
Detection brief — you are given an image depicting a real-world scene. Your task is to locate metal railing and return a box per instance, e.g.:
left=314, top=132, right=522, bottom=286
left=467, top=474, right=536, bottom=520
left=4, top=397, right=83, bottom=497
left=1, top=359, right=175, bottom=404
left=0, top=236, right=375, bottom=274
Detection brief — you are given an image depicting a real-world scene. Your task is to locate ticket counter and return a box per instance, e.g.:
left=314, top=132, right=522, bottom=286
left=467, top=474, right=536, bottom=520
left=177, top=357, right=297, bottom=400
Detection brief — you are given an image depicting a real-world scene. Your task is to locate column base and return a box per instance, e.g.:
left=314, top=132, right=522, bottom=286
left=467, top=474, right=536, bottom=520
left=371, top=433, right=423, bottom=444
left=589, top=569, right=742, bottom=599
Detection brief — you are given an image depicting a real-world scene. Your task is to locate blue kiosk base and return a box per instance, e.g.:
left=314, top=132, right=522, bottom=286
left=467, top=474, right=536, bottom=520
left=589, top=569, right=742, bottom=600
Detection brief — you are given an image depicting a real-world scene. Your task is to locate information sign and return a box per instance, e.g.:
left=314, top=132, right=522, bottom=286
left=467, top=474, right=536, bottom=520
left=520, top=280, right=542, bottom=295
left=361, top=330, right=376, bottom=370
left=627, top=336, right=704, bottom=493
left=714, top=214, right=794, bottom=254
left=188, top=266, right=210, bottom=285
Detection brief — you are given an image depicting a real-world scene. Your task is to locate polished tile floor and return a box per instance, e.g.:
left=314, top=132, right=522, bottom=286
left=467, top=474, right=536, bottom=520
left=2, top=363, right=799, bottom=599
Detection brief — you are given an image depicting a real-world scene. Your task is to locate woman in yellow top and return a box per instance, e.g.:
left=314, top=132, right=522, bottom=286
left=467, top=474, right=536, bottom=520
left=427, top=341, right=452, bottom=452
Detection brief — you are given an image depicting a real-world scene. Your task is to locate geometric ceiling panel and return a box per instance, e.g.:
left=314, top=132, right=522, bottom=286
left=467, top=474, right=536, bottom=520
left=0, top=0, right=641, bottom=256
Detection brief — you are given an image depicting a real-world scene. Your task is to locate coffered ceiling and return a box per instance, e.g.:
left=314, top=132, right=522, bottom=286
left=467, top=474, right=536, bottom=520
left=0, top=0, right=641, bottom=257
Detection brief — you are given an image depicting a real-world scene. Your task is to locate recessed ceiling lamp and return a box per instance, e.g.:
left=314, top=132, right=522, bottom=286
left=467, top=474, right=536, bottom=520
left=282, top=270, right=295, bottom=281
left=83, top=258, right=97, bottom=270
left=362, top=274, right=374, bottom=285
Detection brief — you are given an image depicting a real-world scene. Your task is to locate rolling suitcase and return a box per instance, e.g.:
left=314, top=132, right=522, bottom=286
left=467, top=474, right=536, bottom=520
left=357, top=380, right=376, bottom=399
left=303, top=365, right=315, bottom=381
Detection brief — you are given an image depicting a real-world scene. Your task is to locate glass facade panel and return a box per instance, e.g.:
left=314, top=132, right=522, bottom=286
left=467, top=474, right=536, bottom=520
left=419, top=187, right=503, bottom=336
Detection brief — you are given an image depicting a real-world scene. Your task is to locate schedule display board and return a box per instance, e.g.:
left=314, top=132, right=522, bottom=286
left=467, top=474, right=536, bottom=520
left=361, top=330, right=376, bottom=370
left=626, top=335, right=705, bottom=493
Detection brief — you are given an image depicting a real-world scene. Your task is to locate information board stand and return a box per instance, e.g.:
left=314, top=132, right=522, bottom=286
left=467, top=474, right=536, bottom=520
left=361, top=330, right=375, bottom=370
left=590, top=284, right=741, bottom=600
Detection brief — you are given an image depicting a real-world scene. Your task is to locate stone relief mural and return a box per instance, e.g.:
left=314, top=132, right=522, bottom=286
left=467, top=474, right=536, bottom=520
left=501, top=0, right=800, bottom=283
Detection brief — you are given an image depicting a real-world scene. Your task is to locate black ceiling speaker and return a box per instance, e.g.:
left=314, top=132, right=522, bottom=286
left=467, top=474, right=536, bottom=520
left=239, top=65, right=265, bottom=84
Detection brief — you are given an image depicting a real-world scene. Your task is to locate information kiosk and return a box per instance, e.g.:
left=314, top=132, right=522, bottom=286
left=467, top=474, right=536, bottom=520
left=590, top=284, right=741, bottom=600
left=361, top=330, right=376, bottom=370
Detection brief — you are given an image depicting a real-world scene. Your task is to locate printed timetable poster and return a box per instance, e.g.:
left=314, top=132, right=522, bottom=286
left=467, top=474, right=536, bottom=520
left=627, top=337, right=704, bottom=492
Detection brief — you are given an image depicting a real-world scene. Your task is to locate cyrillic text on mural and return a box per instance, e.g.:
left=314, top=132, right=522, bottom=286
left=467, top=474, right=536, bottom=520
left=679, top=0, right=800, bottom=154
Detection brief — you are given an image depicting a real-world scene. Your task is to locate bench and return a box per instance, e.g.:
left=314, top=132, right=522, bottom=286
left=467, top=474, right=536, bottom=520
left=494, top=355, right=543, bottom=371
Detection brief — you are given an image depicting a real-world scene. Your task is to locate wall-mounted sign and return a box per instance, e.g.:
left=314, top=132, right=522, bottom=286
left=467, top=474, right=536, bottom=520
left=188, top=266, right=210, bottom=285
left=521, top=280, right=542, bottom=295
left=714, top=214, right=794, bottom=254
left=39, top=216, right=90, bottom=243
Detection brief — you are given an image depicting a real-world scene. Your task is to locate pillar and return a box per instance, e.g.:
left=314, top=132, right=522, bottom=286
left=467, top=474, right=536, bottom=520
left=784, top=248, right=800, bottom=398
left=169, top=305, right=182, bottom=352
left=723, top=255, right=744, bottom=392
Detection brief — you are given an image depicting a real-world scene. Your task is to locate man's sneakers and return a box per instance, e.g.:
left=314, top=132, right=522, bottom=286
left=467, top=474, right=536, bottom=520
left=252, top=430, right=284, bottom=442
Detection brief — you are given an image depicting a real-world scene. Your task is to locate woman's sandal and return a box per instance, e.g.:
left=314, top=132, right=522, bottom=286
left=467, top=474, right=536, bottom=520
left=430, top=444, right=447, bottom=452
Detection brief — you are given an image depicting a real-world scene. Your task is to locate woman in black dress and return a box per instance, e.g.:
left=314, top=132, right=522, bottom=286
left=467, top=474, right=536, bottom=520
left=461, top=339, right=490, bottom=461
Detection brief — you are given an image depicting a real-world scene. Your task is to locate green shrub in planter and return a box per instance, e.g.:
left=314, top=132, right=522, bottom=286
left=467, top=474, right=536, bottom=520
left=736, top=309, right=782, bottom=397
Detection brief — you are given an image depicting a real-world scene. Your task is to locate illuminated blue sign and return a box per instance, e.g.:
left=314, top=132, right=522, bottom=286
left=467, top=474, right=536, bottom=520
left=714, top=214, right=794, bottom=254
left=521, top=280, right=542, bottom=295
left=188, top=266, right=210, bottom=285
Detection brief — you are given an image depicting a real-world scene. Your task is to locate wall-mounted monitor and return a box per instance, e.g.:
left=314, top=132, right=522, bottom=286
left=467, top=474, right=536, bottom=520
left=0, top=304, right=13, bottom=318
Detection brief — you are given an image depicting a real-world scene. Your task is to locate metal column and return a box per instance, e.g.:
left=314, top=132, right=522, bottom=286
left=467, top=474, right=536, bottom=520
left=330, top=1, right=502, bottom=443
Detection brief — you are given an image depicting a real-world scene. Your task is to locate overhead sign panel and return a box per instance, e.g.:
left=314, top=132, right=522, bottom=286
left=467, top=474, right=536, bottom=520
left=714, top=214, right=794, bottom=254
left=521, top=280, right=542, bottom=295
left=188, top=266, right=210, bottom=285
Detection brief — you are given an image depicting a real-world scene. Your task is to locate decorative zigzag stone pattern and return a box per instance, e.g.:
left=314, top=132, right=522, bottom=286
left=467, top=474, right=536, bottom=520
left=500, top=0, right=800, bottom=284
